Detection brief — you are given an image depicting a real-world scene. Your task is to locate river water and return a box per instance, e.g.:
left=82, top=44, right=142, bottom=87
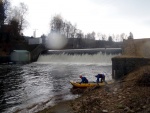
left=0, top=48, right=121, bottom=113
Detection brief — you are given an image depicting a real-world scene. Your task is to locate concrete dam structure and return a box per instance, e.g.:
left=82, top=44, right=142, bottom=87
left=112, top=38, right=150, bottom=79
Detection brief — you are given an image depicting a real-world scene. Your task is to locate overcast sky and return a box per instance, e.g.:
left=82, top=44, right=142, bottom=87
left=11, top=0, right=150, bottom=39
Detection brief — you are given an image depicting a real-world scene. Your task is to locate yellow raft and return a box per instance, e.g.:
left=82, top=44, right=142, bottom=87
left=70, top=81, right=107, bottom=88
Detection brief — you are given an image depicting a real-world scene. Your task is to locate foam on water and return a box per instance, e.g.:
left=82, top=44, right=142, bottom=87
left=37, top=52, right=118, bottom=65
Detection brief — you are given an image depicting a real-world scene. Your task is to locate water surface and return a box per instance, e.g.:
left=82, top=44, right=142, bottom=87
left=0, top=49, right=120, bottom=113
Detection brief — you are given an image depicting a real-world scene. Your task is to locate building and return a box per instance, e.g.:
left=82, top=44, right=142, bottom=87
left=28, top=37, right=42, bottom=45
left=10, top=50, right=30, bottom=63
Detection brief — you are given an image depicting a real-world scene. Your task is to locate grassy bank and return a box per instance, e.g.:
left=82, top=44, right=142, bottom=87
left=37, top=65, right=150, bottom=113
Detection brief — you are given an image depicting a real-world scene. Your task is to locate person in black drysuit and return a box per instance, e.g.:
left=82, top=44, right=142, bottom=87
left=95, top=73, right=107, bottom=84
left=79, top=75, right=88, bottom=83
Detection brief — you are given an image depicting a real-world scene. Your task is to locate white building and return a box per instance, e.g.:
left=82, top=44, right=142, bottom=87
left=28, top=38, right=42, bottom=45
left=10, top=50, right=30, bottom=63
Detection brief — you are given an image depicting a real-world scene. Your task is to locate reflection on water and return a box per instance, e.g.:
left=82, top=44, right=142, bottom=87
left=0, top=50, right=120, bottom=113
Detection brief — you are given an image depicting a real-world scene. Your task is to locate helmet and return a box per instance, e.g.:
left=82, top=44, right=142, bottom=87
left=79, top=75, right=82, bottom=78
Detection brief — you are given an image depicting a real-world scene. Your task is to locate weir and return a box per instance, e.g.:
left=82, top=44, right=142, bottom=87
left=38, top=53, right=115, bottom=64
left=45, top=48, right=122, bottom=55
left=37, top=48, right=122, bottom=64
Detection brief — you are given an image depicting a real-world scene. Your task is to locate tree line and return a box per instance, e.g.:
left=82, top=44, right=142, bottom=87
left=48, top=14, right=134, bottom=49
left=49, top=14, right=133, bottom=42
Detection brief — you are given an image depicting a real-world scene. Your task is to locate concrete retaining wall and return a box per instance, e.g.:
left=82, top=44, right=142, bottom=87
left=112, top=57, right=150, bottom=79
left=30, top=44, right=46, bottom=62
left=112, top=38, right=150, bottom=80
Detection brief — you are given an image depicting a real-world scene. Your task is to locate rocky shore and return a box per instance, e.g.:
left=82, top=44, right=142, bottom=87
left=37, top=65, right=150, bottom=113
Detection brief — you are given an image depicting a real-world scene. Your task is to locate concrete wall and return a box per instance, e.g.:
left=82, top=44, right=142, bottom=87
left=30, top=44, right=46, bottom=62
left=123, top=38, right=150, bottom=58
left=112, top=57, right=150, bottom=79
left=112, top=38, right=150, bottom=79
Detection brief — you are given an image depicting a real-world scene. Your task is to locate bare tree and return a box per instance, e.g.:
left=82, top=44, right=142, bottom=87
left=50, top=14, right=63, bottom=32
left=67, top=23, right=77, bottom=38
left=128, top=32, right=133, bottom=39
left=108, top=36, right=113, bottom=42
left=8, top=2, right=28, bottom=33
left=97, top=32, right=102, bottom=40
left=120, top=33, right=125, bottom=41
left=91, top=31, right=95, bottom=40
left=63, top=21, right=72, bottom=38
left=86, top=32, right=95, bottom=40
left=102, top=34, right=107, bottom=41
left=0, top=0, right=10, bottom=26
left=0, top=0, right=5, bottom=26
left=115, top=34, right=120, bottom=42
left=50, top=15, right=79, bottom=39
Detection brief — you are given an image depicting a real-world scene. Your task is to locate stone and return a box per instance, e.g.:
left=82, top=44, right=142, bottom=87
left=124, top=107, right=130, bottom=111
left=118, top=96, right=122, bottom=98
left=129, top=110, right=135, bottom=113
left=114, top=88, right=118, bottom=92
left=102, top=109, right=108, bottom=112
left=142, top=105, right=146, bottom=109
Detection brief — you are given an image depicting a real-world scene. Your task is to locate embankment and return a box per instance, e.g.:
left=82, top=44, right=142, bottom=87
left=112, top=56, right=150, bottom=79
left=36, top=65, right=150, bottom=113
left=70, top=65, right=150, bottom=113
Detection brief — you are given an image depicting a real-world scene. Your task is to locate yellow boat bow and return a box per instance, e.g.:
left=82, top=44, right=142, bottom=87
left=70, top=81, right=106, bottom=88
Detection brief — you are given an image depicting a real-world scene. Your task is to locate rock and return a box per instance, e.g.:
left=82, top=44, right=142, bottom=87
left=113, top=92, right=116, bottom=94
left=117, top=104, right=124, bottom=109
left=129, top=109, right=135, bottom=113
left=102, top=109, right=108, bottom=113
left=114, top=88, right=118, bottom=92
left=136, top=107, right=141, bottom=111
left=124, top=107, right=130, bottom=111
left=118, top=96, right=122, bottom=98
left=123, top=96, right=126, bottom=99
left=142, top=105, right=146, bottom=109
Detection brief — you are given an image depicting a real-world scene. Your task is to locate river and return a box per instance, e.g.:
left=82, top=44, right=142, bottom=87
left=0, top=48, right=121, bottom=113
